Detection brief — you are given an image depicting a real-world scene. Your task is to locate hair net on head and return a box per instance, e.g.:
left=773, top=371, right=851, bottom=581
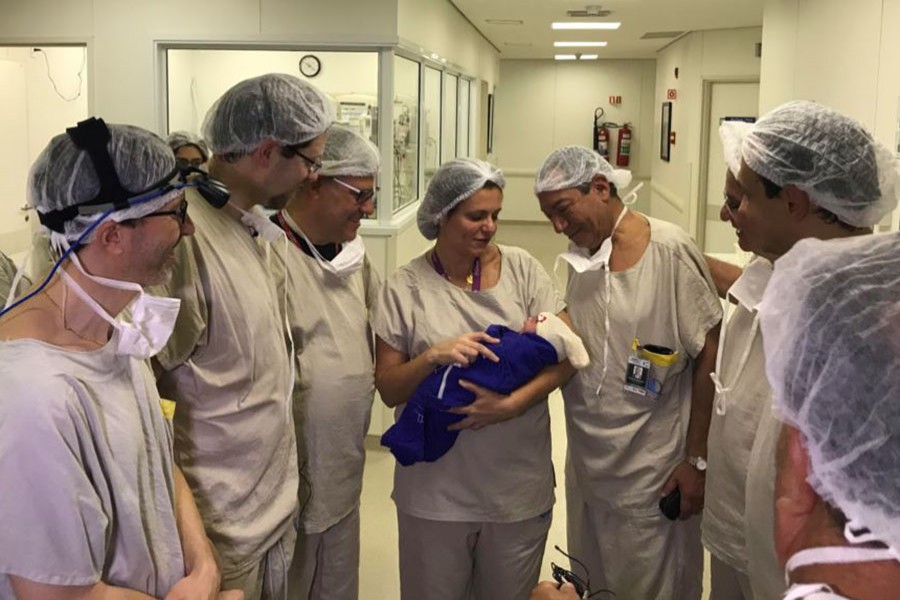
left=167, top=130, right=209, bottom=160
left=318, top=125, right=380, bottom=177
left=742, top=100, right=900, bottom=227
left=417, top=158, right=505, bottom=240
left=202, top=73, right=335, bottom=156
left=758, top=232, right=900, bottom=552
left=534, top=145, right=633, bottom=195
left=719, top=120, right=753, bottom=178
left=29, top=124, right=180, bottom=242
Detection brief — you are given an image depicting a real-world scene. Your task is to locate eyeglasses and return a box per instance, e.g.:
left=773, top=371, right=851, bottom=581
left=175, top=157, right=205, bottom=169
left=142, top=198, right=189, bottom=225
left=283, top=145, right=323, bottom=173
left=723, top=192, right=741, bottom=219
left=331, top=178, right=378, bottom=205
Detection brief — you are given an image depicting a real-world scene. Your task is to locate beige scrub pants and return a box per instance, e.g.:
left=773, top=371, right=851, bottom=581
left=710, top=554, right=753, bottom=600
left=566, top=482, right=703, bottom=600
left=397, top=509, right=553, bottom=600
left=288, top=507, right=360, bottom=600
left=221, top=524, right=297, bottom=600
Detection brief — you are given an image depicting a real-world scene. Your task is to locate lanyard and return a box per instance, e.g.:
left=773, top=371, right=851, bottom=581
left=431, top=251, right=481, bottom=292
left=276, top=211, right=342, bottom=257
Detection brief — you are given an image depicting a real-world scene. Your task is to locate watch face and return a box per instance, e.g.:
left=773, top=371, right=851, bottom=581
left=299, top=54, right=321, bottom=77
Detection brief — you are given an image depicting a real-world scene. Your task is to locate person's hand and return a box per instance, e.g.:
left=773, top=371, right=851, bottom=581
left=425, top=332, right=500, bottom=367
left=164, top=561, right=220, bottom=600
left=216, top=591, right=244, bottom=600
left=530, top=580, right=580, bottom=600
left=447, top=380, right=523, bottom=430
left=660, top=460, right=705, bottom=519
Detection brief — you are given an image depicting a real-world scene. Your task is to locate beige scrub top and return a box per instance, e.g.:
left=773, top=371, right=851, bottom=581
left=702, top=258, right=774, bottom=572
left=0, top=251, right=30, bottom=304
left=276, top=234, right=381, bottom=534
left=155, top=190, right=298, bottom=576
left=372, top=245, right=565, bottom=523
left=563, top=216, right=722, bottom=512
left=0, top=336, right=183, bottom=597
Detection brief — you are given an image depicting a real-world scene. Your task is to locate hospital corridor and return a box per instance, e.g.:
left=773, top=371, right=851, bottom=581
left=1, top=1, right=899, bottom=599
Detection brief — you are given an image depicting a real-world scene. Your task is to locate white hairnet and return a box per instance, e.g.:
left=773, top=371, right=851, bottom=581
left=534, top=145, right=633, bottom=195
left=318, top=125, right=380, bottom=177
left=167, top=130, right=209, bottom=161
left=202, top=73, right=335, bottom=156
left=719, top=120, right=753, bottom=177
left=758, top=232, right=900, bottom=552
left=417, top=158, right=505, bottom=240
left=29, top=123, right=181, bottom=242
left=742, top=100, right=900, bottom=227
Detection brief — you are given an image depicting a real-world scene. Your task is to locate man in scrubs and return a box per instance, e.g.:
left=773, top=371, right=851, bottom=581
left=0, top=120, right=227, bottom=599
left=758, top=233, right=900, bottom=600
left=154, top=73, right=334, bottom=600
left=535, top=147, right=721, bottom=600
left=273, top=125, right=380, bottom=600
left=725, top=100, right=899, bottom=600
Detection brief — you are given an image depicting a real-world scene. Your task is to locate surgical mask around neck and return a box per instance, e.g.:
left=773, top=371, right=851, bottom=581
left=554, top=206, right=629, bottom=275
left=783, top=520, right=899, bottom=598
left=53, top=234, right=180, bottom=359
left=236, top=204, right=285, bottom=244
left=280, top=210, right=366, bottom=277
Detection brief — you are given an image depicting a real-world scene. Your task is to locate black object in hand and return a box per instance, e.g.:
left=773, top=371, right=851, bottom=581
left=659, top=487, right=681, bottom=520
left=551, top=563, right=587, bottom=597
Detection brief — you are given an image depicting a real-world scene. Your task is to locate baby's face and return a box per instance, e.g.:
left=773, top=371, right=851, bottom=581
left=521, top=316, right=539, bottom=334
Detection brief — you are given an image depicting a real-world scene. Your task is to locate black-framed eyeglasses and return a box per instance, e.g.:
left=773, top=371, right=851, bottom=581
left=175, top=157, right=204, bottom=169
left=331, top=178, right=378, bottom=204
left=283, top=145, right=323, bottom=173
left=142, top=198, right=189, bottom=225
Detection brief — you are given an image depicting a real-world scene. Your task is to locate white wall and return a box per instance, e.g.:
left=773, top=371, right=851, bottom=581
left=0, top=45, right=88, bottom=256
left=493, top=59, right=657, bottom=223
left=650, top=27, right=762, bottom=234
left=759, top=0, right=900, bottom=230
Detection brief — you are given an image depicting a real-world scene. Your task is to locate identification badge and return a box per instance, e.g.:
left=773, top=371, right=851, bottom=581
left=624, top=355, right=651, bottom=396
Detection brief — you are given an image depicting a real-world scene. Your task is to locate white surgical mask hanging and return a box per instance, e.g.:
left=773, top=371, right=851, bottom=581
left=781, top=519, right=899, bottom=600
left=279, top=210, right=365, bottom=277
left=50, top=233, right=180, bottom=359
left=237, top=204, right=285, bottom=244
left=553, top=205, right=629, bottom=395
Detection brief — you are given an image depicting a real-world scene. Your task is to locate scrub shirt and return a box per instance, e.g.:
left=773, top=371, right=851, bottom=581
left=563, top=215, right=721, bottom=599
left=372, top=244, right=565, bottom=523
left=0, top=335, right=183, bottom=597
left=275, top=229, right=380, bottom=535
left=155, top=189, right=298, bottom=581
left=703, top=258, right=774, bottom=582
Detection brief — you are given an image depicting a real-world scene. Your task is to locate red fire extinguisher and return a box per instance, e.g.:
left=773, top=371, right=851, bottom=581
left=616, top=123, right=632, bottom=167
left=593, top=108, right=609, bottom=160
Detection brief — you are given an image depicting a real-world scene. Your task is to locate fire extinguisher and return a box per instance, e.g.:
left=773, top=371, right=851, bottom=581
left=616, top=123, right=632, bottom=167
left=593, top=108, right=609, bottom=160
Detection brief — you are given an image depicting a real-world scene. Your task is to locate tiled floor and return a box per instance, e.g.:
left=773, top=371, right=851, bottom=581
left=358, top=391, right=712, bottom=599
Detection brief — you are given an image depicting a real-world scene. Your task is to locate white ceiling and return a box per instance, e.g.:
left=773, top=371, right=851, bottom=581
left=451, top=0, right=765, bottom=60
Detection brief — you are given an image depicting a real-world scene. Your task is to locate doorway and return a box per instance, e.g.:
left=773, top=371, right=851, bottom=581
left=697, top=80, right=759, bottom=255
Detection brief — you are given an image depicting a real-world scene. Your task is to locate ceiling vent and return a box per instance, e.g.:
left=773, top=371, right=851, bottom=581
left=566, top=5, right=612, bottom=18
left=504, top=41, right=533, bottom=47
left=640, top=31, right=684, bottom=39
left=485, top=19, right=524, bottom=25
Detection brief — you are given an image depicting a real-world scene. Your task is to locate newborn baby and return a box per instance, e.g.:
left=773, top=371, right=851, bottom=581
left=382, top=312, right=589, bottom=466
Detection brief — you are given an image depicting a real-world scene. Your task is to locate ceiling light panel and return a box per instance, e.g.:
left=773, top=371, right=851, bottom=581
left=552, top=22, right=621, bottom=30
left=554, top=54, right=578, bottom=60
left=553, top=41, right=608, bottom=47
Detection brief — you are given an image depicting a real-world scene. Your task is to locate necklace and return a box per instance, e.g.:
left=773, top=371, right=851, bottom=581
left=431, top=250, right=481, bottom=291
left=44, top=287, right=107, bottom=347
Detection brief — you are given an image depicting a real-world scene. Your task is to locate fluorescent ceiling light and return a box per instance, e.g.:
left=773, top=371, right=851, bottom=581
left=554, top=41, right=608, bottom=47
left=554, top=54, right=578, bottom=60
left=579, top=54, right=599, bottom=60
left=552, top=22, right=621, bottom=30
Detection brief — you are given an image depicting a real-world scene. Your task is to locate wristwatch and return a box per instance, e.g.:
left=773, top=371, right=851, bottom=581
left=687, top=456, right=708, bottom=472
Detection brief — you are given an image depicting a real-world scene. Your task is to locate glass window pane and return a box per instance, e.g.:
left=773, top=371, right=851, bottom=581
left=441, top=73, right=458, bottom=163
left=423, top=66, right=442, bottom=188
left=457, top=79, right=470, bottom=158
left=392, top=55, right=420, bottom=212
